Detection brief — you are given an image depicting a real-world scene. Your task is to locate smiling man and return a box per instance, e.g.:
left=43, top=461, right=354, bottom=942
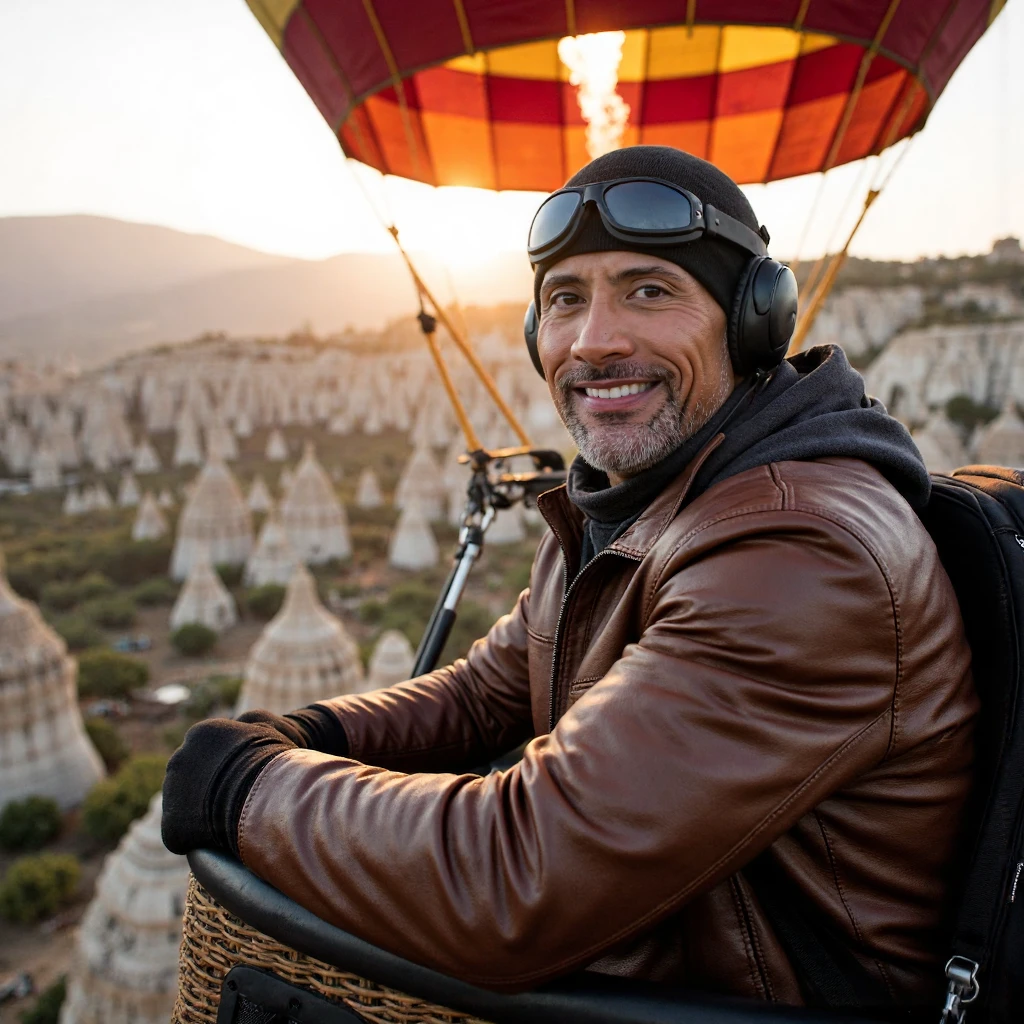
left=162, top=147, right=977, bottom=1012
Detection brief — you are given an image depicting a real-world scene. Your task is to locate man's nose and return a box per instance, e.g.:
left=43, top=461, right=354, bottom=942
left=570, top=299, right=636, bottom=368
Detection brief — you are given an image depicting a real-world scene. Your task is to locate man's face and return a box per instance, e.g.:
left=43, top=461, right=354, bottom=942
left=537, top=250, right=738, bottom=482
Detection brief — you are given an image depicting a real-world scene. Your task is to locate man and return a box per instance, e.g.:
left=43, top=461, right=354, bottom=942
left=163, top=147, right=976, bottom=1008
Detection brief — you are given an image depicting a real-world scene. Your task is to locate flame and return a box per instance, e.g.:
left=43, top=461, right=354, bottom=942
left=558, top=31, right=631, bottom=160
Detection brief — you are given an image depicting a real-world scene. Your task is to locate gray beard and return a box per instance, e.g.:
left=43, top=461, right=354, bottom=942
left=554, top=346, right=733, bottom=478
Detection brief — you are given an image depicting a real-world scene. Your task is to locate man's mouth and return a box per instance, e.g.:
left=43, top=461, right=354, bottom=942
left=580, top=381, right=656, bottom=400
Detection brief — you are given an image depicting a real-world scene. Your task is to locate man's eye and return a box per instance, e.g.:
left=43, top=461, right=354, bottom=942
left=552, top=292, right=582, bottom=307
left=636, top=284, right=665, bottom=298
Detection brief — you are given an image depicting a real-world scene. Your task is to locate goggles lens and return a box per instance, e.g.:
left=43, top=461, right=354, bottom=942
left=603, top=181, right=693, bottom=232
left=528, top=191, right=581, bottom=252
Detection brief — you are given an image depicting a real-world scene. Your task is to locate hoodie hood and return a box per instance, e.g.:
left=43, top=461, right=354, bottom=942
left=694, top=344, right=931, bottom=509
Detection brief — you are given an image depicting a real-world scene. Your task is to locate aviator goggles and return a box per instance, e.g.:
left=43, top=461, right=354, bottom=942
left=527, top=177, right=770, bottom=268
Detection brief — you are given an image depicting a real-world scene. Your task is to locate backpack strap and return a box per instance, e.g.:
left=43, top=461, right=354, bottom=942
left=745, top=852, right=895, bottom=1010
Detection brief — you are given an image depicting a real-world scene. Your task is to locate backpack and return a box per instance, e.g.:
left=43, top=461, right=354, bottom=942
left=755, top=466, right=1024, bottom=1023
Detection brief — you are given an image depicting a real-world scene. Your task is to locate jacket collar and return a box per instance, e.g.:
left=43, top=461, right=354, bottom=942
left=537, top=433, right=725, bottom=563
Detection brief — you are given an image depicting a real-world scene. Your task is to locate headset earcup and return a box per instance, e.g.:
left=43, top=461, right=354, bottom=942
left=728, top=258, right=798, bottom=375
left=523, top=302, right=544, bottom=378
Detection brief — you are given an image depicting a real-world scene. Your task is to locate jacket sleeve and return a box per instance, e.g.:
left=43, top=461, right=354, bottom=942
left=308, top=583, right=534, bottom=774
left=237, top=511, right=903, bottom=990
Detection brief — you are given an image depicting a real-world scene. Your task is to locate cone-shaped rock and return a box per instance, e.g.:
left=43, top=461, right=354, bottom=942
left=366, top=629, right=415, bottom=690
left=117, top=471, right=140, bottom=508
left=280, top=442, right=351, bottom=564
left=0, top=549, right=104, bottom=811
left=169, top=549, right=237, bottom=633
left=247, top=474, right=272, bottom=513
left=244, top=510, right=299, bottom=587
left=132, top=438, right=161, bottom=475
left=131, top=493, right=168, bottom=541
left=388, top=498, right=439, bottom=570
left=395, top=443, right=444, bottom=520
left=265, top=428, right=288, bottom=461
left=170, top=457, right=252, bottom=580
left=355, top=467, right=383, bottom=509
left=59, top=794, right=188, bottom=1024
left=235, top=565, right=363, bottom=715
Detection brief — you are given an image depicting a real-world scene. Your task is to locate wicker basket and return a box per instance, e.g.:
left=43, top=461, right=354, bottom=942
left=172, top=874, right=491, bottom=1024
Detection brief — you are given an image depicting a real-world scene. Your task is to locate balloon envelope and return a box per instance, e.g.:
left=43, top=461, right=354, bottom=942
left=249, top=0, right=1004, bottom=190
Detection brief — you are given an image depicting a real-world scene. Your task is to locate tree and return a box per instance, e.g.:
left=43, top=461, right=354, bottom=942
left=171, top=623, right=218, bottom=657
left=76, top=649, right=149, bottom=699
left=85, top=718, right=129, bottom=771
left=82, top=756, right=165, bottom=843
left=0, top=797, right=61, bottom=852
left=245, top=583, right=285, bottom=620
left=0, top=854, right=80, bottom=924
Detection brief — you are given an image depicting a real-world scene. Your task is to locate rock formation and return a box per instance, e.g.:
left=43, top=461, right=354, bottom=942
left=366, top=629, right=415, bottom=690
left=244, top=510, right=299, bottom=587
left=59, top=795, right=188, bottom=1024
left=131, top=493, right=168, bottom=542
left=0, top=549, right=104, bottom=811
left=279, top=443, right=351, bottom=564
left=235, top=565, right=363, bottom=715
left=169, top=550, right=237, bottom=633
left=388, top=498, right=440, bottom=570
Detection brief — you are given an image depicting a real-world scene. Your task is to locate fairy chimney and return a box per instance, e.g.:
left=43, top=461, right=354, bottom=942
left=246, top=474, right=273, bottom=513
left=0, top=549, right=104, bottom=811
left=132, top=437, right=162, bottom=475
left=131, top=493, right=169, bottom=542
left=355, top=467, right=383, bottom=509
left=117, top=471, right=141, bottom=508
left=169, top=549, right=237, bottom=633
left=244, top=510, right=300, bottom=587
left=388, top=498, right=440, bottom=570
left=265, top=428, right=288, bottom=462
left=235, top=565, right=364, bottom=715
left=59, top=794, right=188, bottom=1024
left=279, top=443, right=351, bottom=564
left=366, top=629, right=416, bottom=690
left=169, top=457, right=252, bottom=580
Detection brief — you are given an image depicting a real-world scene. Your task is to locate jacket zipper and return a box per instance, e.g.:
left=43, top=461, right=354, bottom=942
left=546, top=547, right=642, bottom=731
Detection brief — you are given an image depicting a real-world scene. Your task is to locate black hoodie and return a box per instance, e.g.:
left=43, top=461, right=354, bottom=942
left=567, top=345, right=930, bottom=567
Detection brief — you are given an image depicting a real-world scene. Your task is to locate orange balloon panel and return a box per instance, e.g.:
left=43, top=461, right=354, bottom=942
left=249, top=0, right=1003, bottom=190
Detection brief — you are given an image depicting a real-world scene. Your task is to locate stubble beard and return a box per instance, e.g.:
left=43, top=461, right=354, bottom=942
left=554, top=344, right=734, bottom=478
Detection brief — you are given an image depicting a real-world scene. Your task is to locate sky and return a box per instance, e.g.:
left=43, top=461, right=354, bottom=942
left=1, top=0, right=1021, bottom=268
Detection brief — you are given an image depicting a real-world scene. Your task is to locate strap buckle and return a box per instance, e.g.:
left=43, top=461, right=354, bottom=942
left=939, top=956, right=980, bottom=1024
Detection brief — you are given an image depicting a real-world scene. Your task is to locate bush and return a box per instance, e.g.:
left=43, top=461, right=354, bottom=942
left=187, top=675, right=243, bottom=719
left=0, top=797, right=61, bottom=852
left=19, top=976, right=66, bottom=1024
left=39, top=580, right=80, bottom=612
left=82, top=756, right=165, bottom=843
left=171, top=622, right=218, bottom=657
left=51, top=615, right=105, bottom=652
left=77, top=649, right=149, bottom=699
left=945, top=394, right=999, bottom=433
left=132, top=576, right=178, bottom=606
left=0, top=854, right=80, bottom=924
left=85, top=718, right=129, bottom=771
left=215, top=562, right=244, bottom=588
left=246, top=583, right=285, bottom=620
left=81, top=594, right=137, bottom=629
left=92, top=537, right=173, bottom=586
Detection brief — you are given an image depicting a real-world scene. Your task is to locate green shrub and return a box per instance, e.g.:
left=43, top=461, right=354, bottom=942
left=92, top=537, right=173, bottom=586
left=945, top=394, right=999, bottom=433
left=81, top=594, right=137, bottom=629
left=187, top=675, right=243, bottom=719
left=76, top=649, right=149, bottom=699
left=171, top=622, right=218, bottom=657
left=246, top=583, right=285, bottom=620
left=82, top=756, right=166, bottom=843
left=215, top=563, right=244, bottom=588
left=39, top=580, right=80, bottom=612
left=0, top=854, right=81, bottom=924
left=85, top=718, right=129, bottom=771
left=19, top=976, right=66, bottom=1024
left=51, top=615, right=104, bottom=652
left=74, top=572, right=116, bottom=602
left=0, top=797, right=62, bottom=852
left=132, top=576, right=178, bottom=606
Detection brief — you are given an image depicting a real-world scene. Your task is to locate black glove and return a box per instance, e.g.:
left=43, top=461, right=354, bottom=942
left=237, top=705, right=349, bottom=758
left=161, top=718, right=293, bottom=857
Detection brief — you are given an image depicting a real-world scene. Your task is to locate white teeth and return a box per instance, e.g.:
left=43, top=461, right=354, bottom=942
left=583, top=382, right=653, bottom=399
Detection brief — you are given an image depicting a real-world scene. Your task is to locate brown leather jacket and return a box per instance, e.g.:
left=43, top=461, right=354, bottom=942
left=238, top=445, right=977, bottom=1004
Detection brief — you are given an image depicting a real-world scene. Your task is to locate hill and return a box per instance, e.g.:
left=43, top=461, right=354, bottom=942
left=0, top=216, right=534, bottom=366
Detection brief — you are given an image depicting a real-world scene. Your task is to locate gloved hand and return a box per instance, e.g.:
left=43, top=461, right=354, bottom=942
left=237, top=704, right=349, bottom=758
left=161, top=718, right=293, bottom=857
